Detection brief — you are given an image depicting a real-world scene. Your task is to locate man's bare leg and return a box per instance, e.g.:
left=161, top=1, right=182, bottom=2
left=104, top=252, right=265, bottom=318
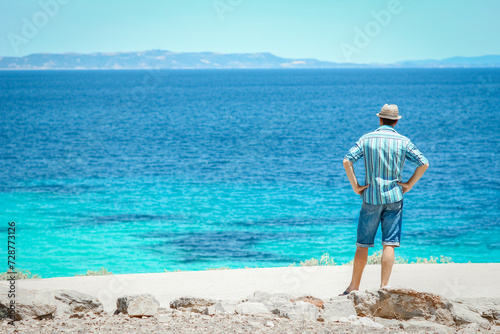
left=347, top=246, right=369, bottom=292
left=381, top=245, right=396, bottom=287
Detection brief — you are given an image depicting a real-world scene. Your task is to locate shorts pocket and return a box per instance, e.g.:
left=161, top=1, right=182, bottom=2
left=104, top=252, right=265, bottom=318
left=362, top=202, right=380, bottom=212
left=385, top=200, right=403, bottom=211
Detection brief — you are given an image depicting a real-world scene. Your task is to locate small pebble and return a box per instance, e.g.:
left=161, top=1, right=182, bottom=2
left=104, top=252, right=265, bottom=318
left=265, top=320, right=275, bottom=327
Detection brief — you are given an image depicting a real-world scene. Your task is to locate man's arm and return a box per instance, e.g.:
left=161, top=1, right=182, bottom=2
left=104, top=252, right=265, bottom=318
left=399, top=141, right=429, bottom=193
left=398, top=163, right=429, bottom=193
left=343, top=159, right=369, bottom=195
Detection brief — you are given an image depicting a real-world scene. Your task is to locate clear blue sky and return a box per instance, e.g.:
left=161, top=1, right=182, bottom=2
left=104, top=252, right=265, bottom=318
left=1, top=0, right=499, bottom=63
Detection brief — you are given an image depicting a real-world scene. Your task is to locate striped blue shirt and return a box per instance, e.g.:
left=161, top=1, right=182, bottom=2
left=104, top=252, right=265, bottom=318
left=344, top=125, right=428, bottom=205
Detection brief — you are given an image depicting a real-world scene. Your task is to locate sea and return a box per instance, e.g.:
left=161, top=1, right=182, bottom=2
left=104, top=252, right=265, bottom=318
left=1, top=68, right=499, bottom=278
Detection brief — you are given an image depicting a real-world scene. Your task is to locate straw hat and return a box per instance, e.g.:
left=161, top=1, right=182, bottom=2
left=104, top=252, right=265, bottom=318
left=376, top=104, right=402, bottom=120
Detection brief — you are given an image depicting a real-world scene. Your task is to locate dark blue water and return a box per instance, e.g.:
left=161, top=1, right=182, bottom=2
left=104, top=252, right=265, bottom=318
left=1, top=69, right=499, bottom=278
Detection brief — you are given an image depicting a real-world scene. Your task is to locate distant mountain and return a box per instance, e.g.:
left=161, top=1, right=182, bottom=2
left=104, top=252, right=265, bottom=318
left=0, top=50, right=499, bottom=69
left=0, top=50, right=359, bottom=70
left=394, top=55, right=500, bottom=68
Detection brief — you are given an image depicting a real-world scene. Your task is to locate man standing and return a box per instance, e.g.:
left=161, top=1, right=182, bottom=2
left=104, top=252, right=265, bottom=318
left=340, top=104, right=429, bottom=295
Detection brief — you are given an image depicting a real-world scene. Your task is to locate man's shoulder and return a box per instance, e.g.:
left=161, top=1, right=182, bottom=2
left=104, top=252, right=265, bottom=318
left=359, top=130, right=411, bottom=142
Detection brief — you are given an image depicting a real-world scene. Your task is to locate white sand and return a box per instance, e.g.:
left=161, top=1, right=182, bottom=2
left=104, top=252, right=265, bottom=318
left=5, top=263, right=500, bottom=313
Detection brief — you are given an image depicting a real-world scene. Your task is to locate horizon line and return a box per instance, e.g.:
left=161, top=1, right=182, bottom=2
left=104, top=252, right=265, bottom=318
left=2, top=49, right=500, bottom=66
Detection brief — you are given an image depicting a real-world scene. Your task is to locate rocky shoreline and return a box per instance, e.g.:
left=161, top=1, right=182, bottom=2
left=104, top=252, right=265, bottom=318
left=1, top=286, right=499, bottom=333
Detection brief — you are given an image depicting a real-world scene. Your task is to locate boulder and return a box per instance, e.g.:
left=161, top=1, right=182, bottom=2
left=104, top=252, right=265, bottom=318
left=277, top=300, right=319, bottom=321
left=169, top=297, right=216, bottom=313
left=349, top=287, right=456, bottom=326
left=217, top=301, right=237, bottom=314
left=202, top=301, right=229, bottom=315
left=116, top=294, right=159, bottom=317
left=0, top=286, right=12, bottom=320
left=452, top=302, right=490, bottom=328
left=53, top=290, right=103, bottom=319
left=453, top=297, right=500, bottom=324
left=235, top=302, right=269, bottom=315
left=320, top=297, right=357, bottom=322
left=356, top=316, right=385, bottom=329
left=0, top=287, right=56, bottom=320
left=291, top=296, right=324, bottom=309
left=239, top=291, right=294, bottom=314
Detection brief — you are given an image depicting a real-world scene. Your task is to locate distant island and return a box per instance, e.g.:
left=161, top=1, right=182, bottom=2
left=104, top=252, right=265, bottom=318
left=1, top=50, right=499, bottom=70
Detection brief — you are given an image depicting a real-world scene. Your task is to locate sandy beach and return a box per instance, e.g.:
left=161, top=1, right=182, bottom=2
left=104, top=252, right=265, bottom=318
left=8, top=263, right=499, bottom=313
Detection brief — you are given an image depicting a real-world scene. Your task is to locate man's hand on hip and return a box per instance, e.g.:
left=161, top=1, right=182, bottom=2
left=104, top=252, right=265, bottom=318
left=353, top=184, right=369, bottom=195
left=343, top=159, right=369, bottom=195
left=397, top=182, right=412, bottom=193
left=398, top=163, right=429, bottom=194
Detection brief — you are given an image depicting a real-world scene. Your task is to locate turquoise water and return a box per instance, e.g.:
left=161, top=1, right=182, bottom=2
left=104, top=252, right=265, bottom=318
left=1, top=69, right=499, bottom=278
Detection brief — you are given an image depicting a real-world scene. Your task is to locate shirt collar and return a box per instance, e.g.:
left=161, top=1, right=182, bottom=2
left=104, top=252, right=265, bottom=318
left=376, top=125, right=397, bottom=133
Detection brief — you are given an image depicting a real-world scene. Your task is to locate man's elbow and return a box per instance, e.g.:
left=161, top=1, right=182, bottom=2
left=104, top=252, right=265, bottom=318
left=343, top=159, right=352, bottom=166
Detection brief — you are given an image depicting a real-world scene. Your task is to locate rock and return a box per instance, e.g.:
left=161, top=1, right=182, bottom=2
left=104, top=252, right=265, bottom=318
left=217, top=301, right=237, bottom=314
left=452, top=303, right=490, bottom=328
left=356, top=316, right=385, bottom=329
left=239, top=291, right=294, bottom=313
left=338, top=315, right=384, bottom=329
left=401, top=319, right=452, bottom=334
left=338, top=314, right=354, bottom=322
left=53, top=290, right=103, bottom=319
left=0, top=287, right=57, bottom=321
left=0, top=308, right=7, bottom=320
left=265, top=320, right=275, bottom=327
left=349, top=287, right=456, bottom=326
left=349, top=287, right=496, bottom=329
left=291, top=296, right=324, bottom=309
left=116, top=294, right=159, bottom=317
left=453, top=297, right=500, bottom=324
left=170, top=309, right=183, bottom=317
left=320, top=297, right=357, bottom=322
left=202, top=301, right=227, bottom=315
left=169, top=297, right=216, bottom=313
left=21, top=290, right=58, bottom=321
left=234, top=302, right=269, bottom=315
left=372, top=316, right=405, bottom=329
left=277, top=300, right=319, bottom=321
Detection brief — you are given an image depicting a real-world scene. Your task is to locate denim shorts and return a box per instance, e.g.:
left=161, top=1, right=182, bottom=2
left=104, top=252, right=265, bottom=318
left=356, top=200, right=403, bottom=248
